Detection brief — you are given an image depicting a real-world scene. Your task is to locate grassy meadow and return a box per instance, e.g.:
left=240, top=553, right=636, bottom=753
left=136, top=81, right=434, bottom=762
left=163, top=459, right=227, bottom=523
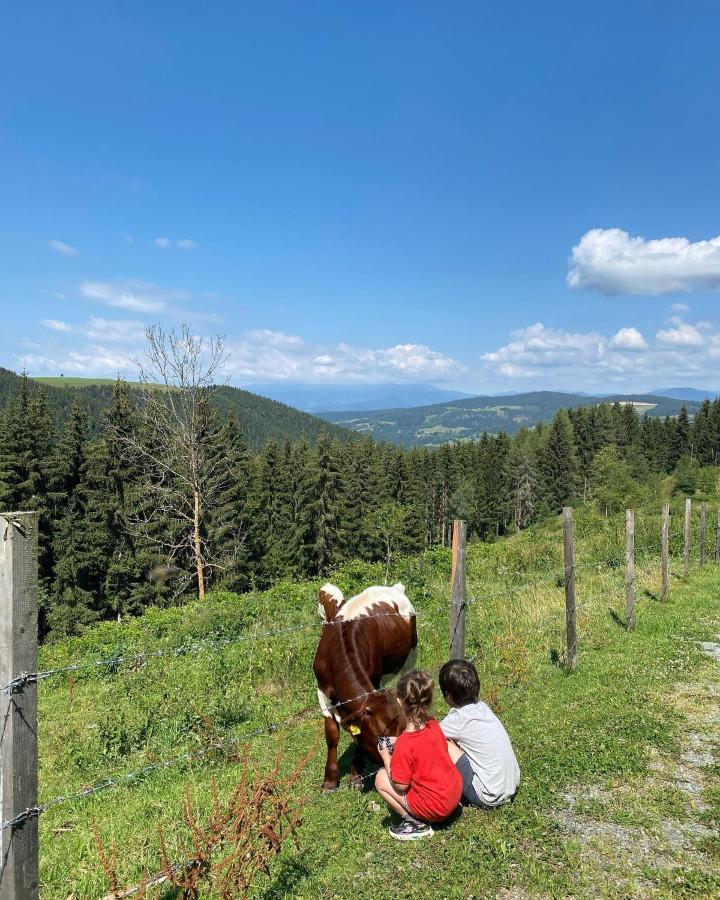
left=37, top=499, right=720, bottom=898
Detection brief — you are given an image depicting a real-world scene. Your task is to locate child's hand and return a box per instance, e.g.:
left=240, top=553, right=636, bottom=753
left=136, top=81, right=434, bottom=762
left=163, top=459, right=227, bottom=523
left=376, top=735, right=394, bottom=756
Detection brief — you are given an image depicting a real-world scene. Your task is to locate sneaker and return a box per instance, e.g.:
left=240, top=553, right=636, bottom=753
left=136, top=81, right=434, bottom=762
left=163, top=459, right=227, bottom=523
left=388, top=817, right=434, bottom=841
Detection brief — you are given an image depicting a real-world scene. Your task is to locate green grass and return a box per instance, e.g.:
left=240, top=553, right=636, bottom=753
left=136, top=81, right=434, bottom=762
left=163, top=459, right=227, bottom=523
left=32, top=376, right=138, bottom=387
left=36, top=504, right=720, bottom=897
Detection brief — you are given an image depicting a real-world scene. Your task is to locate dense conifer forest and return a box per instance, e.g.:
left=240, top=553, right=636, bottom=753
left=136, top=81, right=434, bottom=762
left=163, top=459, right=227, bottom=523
left=0, top=367, right=349, bottom=450
left=1, top=369, right=718, bottom=640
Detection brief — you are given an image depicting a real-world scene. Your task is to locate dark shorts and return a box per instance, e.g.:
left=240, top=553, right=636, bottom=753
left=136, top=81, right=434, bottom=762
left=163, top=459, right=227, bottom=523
left=455, top=753, right=494, bottom=809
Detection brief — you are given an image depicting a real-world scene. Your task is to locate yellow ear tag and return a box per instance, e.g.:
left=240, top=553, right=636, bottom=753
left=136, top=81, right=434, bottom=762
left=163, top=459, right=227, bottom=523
left=349, top=725, right=361, bottom=736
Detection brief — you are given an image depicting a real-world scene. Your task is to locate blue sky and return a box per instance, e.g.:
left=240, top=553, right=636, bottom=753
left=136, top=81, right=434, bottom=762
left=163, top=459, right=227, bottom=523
left=2, top=1, right=720, bottom=392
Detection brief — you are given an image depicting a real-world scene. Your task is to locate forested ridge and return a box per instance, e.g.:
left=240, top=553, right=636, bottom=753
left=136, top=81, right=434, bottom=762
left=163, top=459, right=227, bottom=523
left=1, top=369, right=719, bottom=641
left=321, top=389, right=704, bottom=446
left=0, top=367, right=348, bottom=450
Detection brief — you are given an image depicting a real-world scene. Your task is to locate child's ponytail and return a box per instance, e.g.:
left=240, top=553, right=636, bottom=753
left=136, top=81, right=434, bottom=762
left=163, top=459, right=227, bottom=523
left=396, top=669, right=434, bottom=725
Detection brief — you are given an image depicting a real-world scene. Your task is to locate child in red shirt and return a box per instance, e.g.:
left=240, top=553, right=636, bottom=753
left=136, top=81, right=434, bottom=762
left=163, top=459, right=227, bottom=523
left=375, top=669, right=462, bottom=841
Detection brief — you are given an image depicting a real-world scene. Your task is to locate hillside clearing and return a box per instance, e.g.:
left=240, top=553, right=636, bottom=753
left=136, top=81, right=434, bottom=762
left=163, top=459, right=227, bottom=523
left=34, top=507, right=720, bottom=898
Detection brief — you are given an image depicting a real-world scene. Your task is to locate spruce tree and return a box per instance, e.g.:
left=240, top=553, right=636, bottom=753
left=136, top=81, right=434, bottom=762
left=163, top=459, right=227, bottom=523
left=307, top=431, right=346, bottom=574
left=205, top=412, right=254, bottom=591
left=539, top=410, right=580, bottom=512
left=50, top=441, right=114, bottom=635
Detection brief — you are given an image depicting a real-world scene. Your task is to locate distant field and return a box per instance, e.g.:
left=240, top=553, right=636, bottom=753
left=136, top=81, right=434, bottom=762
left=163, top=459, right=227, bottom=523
left=33, top=376, right=141, bottom=387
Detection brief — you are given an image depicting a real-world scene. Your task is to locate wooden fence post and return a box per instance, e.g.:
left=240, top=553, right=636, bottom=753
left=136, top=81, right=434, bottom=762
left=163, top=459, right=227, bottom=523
left=716, top=507, right=720, bottom=564
left=625, top=509, right=635, bottom=631
left=684, top=498, right=692, bottom=578
left=0, top=511, right=39, bottom=900
left=449, top=519, right=467, bottom=660
left=563, top=507, right=577, bottom=671
left=661, top=504, right=670, bottom=601
left=699, top=502, right=707, bottom=569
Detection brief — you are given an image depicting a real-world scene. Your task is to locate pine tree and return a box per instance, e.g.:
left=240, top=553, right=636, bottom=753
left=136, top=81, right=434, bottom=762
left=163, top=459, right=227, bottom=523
left=0, top=375, right=55, bottom=592
left=307, top=431, right=346, bottom=574
left=539, top=410, right=580, bottom=512
left=205, top=412, right=254, bottom=591
left=252, top=438, right=295, bottom=582
left=668, top=405, right=691, bottom=469
left=48, top=400, right=89, bottom=519
left=49, top=441, right=115, bottom=635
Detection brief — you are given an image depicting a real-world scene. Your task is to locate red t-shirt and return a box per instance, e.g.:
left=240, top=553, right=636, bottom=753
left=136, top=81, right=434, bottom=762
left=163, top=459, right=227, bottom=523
left=390, top=718, right=462, bottom=822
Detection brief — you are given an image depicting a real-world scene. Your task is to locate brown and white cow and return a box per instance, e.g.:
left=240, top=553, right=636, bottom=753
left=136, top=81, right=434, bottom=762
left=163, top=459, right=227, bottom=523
left=312, top=582, right=417, bottom=790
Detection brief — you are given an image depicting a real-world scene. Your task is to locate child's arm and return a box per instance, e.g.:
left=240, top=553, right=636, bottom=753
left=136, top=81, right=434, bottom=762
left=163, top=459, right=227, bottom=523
left=378, top=740, right=409, bottom=794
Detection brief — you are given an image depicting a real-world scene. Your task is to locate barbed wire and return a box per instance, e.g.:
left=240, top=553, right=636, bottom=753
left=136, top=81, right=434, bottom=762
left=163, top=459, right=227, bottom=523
left=1, top=647, right=468, bottom=834
left=0, top=676, right=403, bottom=831
left=0, top=607, right=429, bottom=697
left=1, top=537, right=698, bottom=696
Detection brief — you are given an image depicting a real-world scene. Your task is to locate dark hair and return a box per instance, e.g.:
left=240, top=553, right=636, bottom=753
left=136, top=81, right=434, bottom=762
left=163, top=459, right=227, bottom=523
left=396, top=669, right=434, bottom=725
left=439, top=659, right=479, bottom=707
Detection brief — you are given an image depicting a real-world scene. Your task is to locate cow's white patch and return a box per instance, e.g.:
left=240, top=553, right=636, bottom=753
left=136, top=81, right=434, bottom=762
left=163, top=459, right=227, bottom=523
left=335, top=583, right=415, bottom=622
left=317, top=687, right=341, bottom=722
left=318, top=582, right=344, bottom=620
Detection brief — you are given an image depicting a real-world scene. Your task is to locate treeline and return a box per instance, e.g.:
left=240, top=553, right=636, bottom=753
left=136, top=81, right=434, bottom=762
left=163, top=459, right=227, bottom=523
left=1, top=372, right=719, bottom=639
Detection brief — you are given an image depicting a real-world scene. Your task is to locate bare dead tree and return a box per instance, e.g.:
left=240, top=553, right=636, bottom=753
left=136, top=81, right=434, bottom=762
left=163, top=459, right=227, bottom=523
left=105, top=324, right=232, bottom=600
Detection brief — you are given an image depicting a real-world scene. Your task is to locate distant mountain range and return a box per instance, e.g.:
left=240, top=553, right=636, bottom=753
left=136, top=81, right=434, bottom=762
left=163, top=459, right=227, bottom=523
left=319, top=390, right=703, bottom=447
left=244, top=381, right=472, bottom=412
left=649, top=387, right=720, bottom=401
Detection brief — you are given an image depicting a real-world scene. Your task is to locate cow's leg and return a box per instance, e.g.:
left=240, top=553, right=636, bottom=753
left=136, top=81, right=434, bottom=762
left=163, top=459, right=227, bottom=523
left=350, top=738, right=365, bottom=788
left=322, top=715, right=341, bottom=791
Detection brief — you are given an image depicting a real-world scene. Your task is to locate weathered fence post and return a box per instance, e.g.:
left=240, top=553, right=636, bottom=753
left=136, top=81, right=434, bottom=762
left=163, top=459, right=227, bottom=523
left=684, top=498, right=692, bottom=578
left=699, top=502, right=707, bottom=569
left=563, top=507, right=577, bottom=671
left=661, top=504, right=670, bottom=601
left=625, top=508, right=635, bottom=631
left=716, top=507, right=720, bottom=564
left=449, top=519, right=467, bottom=659
left=0, top=511, right=39, bottom=900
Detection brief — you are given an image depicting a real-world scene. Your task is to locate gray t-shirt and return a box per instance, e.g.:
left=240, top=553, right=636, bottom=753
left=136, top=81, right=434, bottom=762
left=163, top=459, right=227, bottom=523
left=440, top=701, right=520, bottom=807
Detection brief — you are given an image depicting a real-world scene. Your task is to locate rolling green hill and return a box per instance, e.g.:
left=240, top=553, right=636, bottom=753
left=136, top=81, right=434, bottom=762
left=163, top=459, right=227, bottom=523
left=320, top=390, right=702, bottom=447
left=0, top=368, right=349, bottom=450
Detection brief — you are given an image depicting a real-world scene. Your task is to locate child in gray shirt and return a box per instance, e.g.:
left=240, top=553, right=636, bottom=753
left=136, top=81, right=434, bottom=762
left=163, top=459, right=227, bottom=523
left=439, top=659, right=520, bottom=808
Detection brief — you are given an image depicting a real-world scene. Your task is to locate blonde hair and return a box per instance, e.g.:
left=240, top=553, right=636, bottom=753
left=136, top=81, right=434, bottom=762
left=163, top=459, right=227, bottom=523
left=396, top=669, right=433, bottom=725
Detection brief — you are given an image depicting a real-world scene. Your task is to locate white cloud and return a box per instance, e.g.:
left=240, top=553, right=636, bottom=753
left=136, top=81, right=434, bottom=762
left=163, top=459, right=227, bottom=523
left=671, top=302, right=690, bottom=313
left=41, top=319, right=74, bottom=333
left=482, top=319, right=720, bottom=389
left=656, top=322, right=704, bottom=346
left=226, top=331, right=464, bottom=383
left=80, top=279, right=186, bottom=313
left=482, top=323, right=610, bottom=371
left=49, top=239, right=79, bottom=257
left=84, top=317, right=145, bottom=343
left=609, top=327, right=647, bottom=350
left=153, top=236, right=198, bottom=250
left=568, top=228, right=720, bottom=295
left=17, top=346, right=135, bottom=376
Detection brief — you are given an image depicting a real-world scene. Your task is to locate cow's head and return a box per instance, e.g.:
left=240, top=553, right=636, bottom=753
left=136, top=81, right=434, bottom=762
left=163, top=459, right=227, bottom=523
left=341, top=689, right=406, bottom=762
left=318, top=583, right=344, bottom=621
